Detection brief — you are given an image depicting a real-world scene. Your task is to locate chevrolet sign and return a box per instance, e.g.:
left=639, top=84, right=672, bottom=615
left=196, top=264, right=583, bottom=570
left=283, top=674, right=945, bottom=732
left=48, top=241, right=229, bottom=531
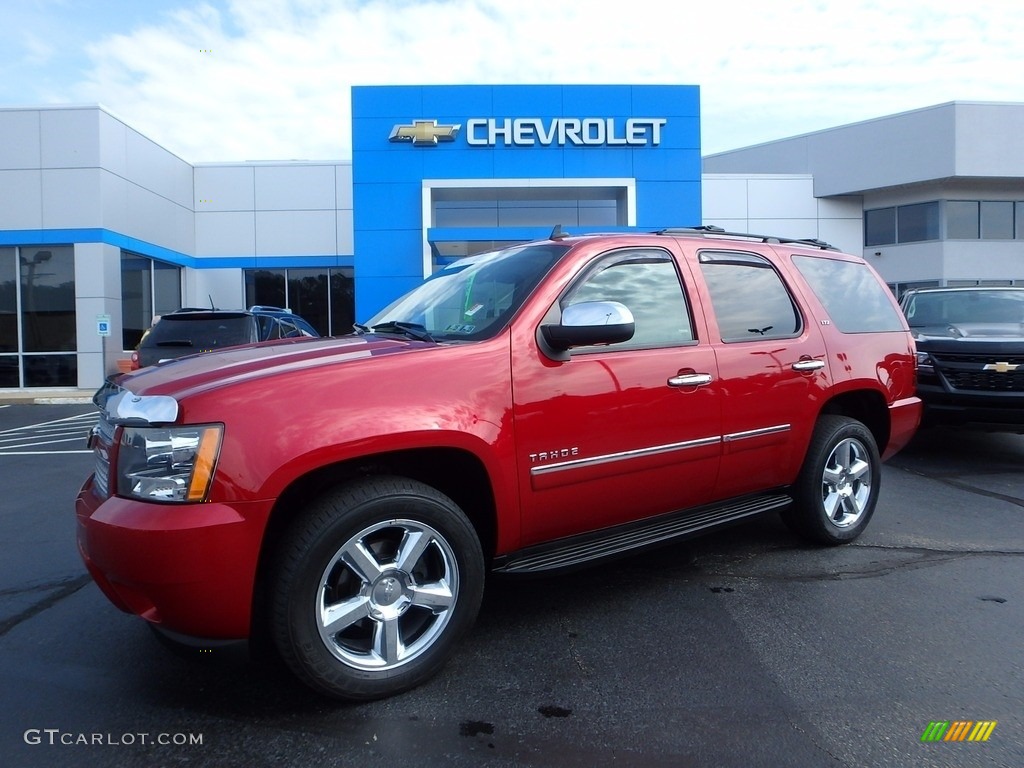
left=389, top=117, right=668, bottom=147
left=467, top=117, right=666, bottom=147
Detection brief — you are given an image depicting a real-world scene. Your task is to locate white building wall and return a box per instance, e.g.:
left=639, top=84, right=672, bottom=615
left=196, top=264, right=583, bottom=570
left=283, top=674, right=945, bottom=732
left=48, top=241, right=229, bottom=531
left=702, top=174, right=863, bottom=254
left=74, top=242, right=122, bottom=385
left=185, top=269, right=245, bottom=311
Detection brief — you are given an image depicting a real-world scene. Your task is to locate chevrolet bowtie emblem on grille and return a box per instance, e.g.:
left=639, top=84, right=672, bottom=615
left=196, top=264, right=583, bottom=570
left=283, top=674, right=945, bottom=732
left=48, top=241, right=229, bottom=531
left=389, top=120, right=461, bottom=146
left=983, top=361, right=1019, bottom=373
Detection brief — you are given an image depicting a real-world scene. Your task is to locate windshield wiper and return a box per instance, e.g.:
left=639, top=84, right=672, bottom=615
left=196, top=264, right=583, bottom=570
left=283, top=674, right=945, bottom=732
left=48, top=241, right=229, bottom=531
left=369, top=321, right=435, bottom=342
left=352, top=322, right=370, bottom=334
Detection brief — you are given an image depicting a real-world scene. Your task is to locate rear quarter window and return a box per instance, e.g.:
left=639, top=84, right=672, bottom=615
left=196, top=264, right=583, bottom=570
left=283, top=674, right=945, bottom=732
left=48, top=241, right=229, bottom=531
left=792, top=255, right=905, bottom=333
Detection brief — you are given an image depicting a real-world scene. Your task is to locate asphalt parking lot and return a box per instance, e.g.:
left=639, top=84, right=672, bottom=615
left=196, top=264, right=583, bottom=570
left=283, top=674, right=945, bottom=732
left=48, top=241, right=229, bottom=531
left=0, top=402, right=1021, bottom=768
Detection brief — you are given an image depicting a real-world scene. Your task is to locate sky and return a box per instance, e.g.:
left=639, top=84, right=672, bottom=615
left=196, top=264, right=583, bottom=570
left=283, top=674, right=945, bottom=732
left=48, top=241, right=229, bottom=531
left=1, top=0, right=1022, bottom=163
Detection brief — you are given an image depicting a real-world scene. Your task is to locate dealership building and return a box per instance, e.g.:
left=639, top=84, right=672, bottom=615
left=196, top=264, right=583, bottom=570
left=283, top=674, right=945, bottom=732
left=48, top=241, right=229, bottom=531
left=1, top=85, right=1022, bottom=391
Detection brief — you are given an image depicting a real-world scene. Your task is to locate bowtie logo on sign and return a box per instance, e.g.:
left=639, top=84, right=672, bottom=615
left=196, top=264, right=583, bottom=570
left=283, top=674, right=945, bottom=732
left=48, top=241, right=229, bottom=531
left=388, top=120, right=461, bottom=146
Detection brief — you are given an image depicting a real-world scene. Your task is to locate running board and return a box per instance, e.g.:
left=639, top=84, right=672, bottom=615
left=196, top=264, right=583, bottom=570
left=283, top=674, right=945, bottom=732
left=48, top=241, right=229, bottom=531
left=492, top=492, right=792, bottom=575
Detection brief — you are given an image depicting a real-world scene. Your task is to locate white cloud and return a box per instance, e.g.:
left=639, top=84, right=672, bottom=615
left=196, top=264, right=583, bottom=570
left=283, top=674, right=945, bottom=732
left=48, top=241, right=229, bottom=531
left=57, top=0, right=1024, bottom=161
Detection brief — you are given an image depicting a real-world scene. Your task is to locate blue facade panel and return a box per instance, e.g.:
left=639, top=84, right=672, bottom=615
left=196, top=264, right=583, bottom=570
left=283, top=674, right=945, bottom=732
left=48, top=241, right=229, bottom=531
left=355, top=229, right=424, bottom=277
left=351, top=86, right=425, bottom=117
left=353, top=182, right=421, bottom=229
left=561, top=148, right=634, bottom=178
left=630, top=85, right=700, bottom=116
left=633, top=148, right=702, bottom=182
left=492, top=85, right=564, bottom=115
left=352, top=84, right=701, bottom=318
left=634, top=181, right=703, bottom=229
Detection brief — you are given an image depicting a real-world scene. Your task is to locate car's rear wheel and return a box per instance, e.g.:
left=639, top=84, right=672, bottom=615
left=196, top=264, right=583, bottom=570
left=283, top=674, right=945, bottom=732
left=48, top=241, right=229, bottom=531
left=782, top=415, right=880, bottom=545
left=270, top=476, right=484, bottom=701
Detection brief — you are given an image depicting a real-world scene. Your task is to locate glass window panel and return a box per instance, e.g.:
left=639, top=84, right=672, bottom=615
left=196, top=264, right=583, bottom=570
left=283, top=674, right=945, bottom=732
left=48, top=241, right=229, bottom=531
left=578, top=204, right=618, bottom=227
left=864, top=208, right=895, bottom=246
left=0, top=248, right=17, bottom=353
left=121, top=253, right=152, bottom=350
left=0, top=356, right=18, bottom=387
left=566, top=251, right=693, bottom=349
left=21, top=246, right=75, bottom=353
left=330, top=269, right=355, bottom=335
left=699, top=253, right=801, bottom=342
left=23, top=354, right=77, bottom=387
left=286, top=269, right=328, bottom=334
left=153, top=260, right=182, bottom=316
left=793, top=256, right=904, bottom=333
left=946, top=201, right=979, bottom=239
left=980, top=201, right=1013, bottom=239
left=897, top=202, right=939, bottom=243
left=245, top=269, right=286, bottom=309
left=1016, top=202, right=1024, bottom=239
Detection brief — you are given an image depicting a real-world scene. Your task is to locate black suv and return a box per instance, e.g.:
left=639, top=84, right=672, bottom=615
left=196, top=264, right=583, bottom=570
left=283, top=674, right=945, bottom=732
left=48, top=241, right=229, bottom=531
left=900, top=286, right=1024, bottom=430
left=132, top=306, right=320, bottom=369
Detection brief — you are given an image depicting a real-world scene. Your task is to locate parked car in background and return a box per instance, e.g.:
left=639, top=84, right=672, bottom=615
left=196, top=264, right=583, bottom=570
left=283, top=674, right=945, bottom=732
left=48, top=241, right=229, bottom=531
left=131, top=306, right=320, bottom=369
left=900, top=286, right=1024, bottom=430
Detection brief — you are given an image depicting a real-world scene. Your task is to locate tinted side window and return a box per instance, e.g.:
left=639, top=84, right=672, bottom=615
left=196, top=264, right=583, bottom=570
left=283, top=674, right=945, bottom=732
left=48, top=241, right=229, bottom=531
left=257, top=315, right=281, bottom=340
left=279, top=319, right=304, bottom=338
left=792, top=255, right=905, bottom=333
left=699, top=251, right=801, bottom=342
left=564, top=249, right=694, bottom=350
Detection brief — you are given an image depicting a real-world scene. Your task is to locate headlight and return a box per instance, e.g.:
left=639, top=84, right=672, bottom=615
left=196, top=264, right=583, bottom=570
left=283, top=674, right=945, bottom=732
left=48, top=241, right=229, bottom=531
left=915, top=351, right=935, bottom=374
left=117, top=425, right=223, bottom=503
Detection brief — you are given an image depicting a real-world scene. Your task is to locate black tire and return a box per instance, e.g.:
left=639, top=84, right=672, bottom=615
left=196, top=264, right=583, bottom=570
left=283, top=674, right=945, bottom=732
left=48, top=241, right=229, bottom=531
left=270, top=476, right=484, bottom=701
left=782, top=415, right=880, bottom=545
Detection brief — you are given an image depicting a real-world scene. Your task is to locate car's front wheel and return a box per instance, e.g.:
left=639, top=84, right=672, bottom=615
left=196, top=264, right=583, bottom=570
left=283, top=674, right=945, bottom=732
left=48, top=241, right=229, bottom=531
left=782, top=415, right=880, bottom=545
left=270, top=476, right=484, bottom=701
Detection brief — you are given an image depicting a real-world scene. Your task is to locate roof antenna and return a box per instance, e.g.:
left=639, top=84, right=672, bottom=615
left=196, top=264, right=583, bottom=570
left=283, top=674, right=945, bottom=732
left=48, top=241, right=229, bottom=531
left=549, top=224, right=569, bottom=241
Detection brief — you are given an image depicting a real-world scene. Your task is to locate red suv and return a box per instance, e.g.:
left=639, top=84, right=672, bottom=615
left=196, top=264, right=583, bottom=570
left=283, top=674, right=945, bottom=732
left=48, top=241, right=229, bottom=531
left=78, top=227, right=920, bottom=701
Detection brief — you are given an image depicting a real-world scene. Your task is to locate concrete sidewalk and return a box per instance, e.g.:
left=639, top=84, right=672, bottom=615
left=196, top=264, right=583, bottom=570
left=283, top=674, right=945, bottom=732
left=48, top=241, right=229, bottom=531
left=0, top=389, right=96, bottom=405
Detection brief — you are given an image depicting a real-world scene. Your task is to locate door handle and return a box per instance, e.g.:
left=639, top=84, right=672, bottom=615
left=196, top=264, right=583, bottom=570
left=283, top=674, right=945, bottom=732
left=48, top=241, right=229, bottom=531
left=668, top=373, right=713, bottom=387
left=791, top=359, right=825, bottom=372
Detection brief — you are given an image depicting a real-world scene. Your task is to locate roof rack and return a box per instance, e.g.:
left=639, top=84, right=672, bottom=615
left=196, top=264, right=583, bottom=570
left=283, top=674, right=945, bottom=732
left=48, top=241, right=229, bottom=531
left=655, top=225, right=837, bottom=251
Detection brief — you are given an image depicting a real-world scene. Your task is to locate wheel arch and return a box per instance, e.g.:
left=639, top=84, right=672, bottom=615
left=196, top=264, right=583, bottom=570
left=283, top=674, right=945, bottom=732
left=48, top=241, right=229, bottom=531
left=249, top=447, right=497, bottom=641
left=819, top=388, right=890, bottom=454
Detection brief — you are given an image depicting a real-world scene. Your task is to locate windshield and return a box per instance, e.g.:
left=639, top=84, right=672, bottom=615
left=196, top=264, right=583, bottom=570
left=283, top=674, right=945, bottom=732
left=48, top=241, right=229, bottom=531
left=364, top=243, right=568, bottom=341
left=904, top=289, right=1024, bottom=327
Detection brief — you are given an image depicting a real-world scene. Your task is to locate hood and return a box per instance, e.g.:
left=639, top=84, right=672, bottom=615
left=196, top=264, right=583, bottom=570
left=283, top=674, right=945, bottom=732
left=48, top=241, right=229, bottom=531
left=112, top=334, right=436, bottom=402
left=912, top=323, right=1024, bottom=357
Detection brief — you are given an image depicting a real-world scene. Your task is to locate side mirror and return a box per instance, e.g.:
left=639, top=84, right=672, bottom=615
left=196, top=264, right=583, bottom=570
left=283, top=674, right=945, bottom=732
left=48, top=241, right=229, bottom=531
left=540, top=301, right=635, bottom=359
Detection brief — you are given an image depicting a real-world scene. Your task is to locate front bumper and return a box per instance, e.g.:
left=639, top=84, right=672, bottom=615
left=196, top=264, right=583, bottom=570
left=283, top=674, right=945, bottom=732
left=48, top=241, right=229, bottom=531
left=917, top=385, right=1024, bottom=429
left=76, top=475, right=272, bottom=639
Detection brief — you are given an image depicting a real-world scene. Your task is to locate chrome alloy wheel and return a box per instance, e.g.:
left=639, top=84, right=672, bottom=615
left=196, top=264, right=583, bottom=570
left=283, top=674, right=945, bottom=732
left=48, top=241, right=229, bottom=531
left=820, top=437, right=872, bottom=528
left=315, top=519, right=459, bottom=671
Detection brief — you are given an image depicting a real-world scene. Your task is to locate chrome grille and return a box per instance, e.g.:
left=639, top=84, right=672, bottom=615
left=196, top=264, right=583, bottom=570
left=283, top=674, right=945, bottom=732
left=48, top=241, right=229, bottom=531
left=92, top=417, right=116, bottom=498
